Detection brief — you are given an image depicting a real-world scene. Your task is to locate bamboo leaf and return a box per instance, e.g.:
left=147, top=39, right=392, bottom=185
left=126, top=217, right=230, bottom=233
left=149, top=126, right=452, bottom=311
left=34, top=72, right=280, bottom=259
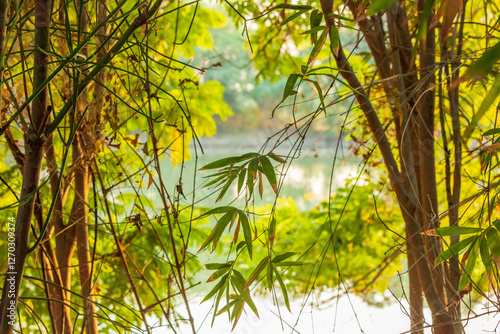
left=483, top=128, right=500, bottom=137
left=304, top=79, right=327, bottom=116
left=273, top=3, right=313, bottom=10
left=464, top=75, right=500, bottom=139
left=268, top=151, right=286, bottom=163
left=280, top=9, right=308, bottom=27
left=479, top=236, right=492, bottom=274
left=415, top=0, right=435, bottom=47
left=202, top=273, right=229, bottom=303
left=198, top=212, right=233, bottom=252
left=237, top=168, right=246, bottom=194
left=196, top=206, right=235, bottom=220
left=366, top=0, right=398, bottom=16
left=246, top=166, right=254, bottom=198
left=301, top=25, right=326, bottom=36
left=486, top=226, right=500, bottom=257
left=459, top=241, right=479, bottom=290
left=208, top=266, right=231, bottom=282
left=206, top=262, right=233, bottom=270
left=427, top=226, right=482, bottom=237
left=273, top=266, right=291, bottom=312
left=231, top=300, right=245, bottom=330
left=267, top=262, right=273, bottom=291
left=259, top=156, right=278, bottom=195
left=463, top=41, right=500, bottom=81
left=200, top=153, right=259, bottom=170
left=329, top=24, right=339, bottom=56
left=272, top=252, right=298, bottom=263
left=239, top=211, right=253, bottom=258
left=282, top=74, right=301, bottom=100
left=436, top=236, right=477, bottom=265
left=212, top=280, right=228, bottom=326
left=216, top=172, right=239, bottom=202
left=308, top=28, right=328, bottom=65
left=243, top=257, right=270, bottom=291
left=216, top=299, right=238, bottom=316
left=258, top=171, right=264, bottom=199
left=269, top=217, right=276, bottom=248
left=233, top=219, right=241, bottom=243
left=203, top=173, right=233, bottom=189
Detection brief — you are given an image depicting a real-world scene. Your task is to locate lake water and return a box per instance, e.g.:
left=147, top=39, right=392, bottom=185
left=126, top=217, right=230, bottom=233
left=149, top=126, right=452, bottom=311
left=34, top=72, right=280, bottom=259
left=154, top=292, right=499, bottom=334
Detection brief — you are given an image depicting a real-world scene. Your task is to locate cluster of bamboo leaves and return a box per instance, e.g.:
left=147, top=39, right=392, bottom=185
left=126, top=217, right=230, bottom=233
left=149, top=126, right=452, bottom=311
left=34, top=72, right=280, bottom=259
left=198, top=152, right=310, bottom=327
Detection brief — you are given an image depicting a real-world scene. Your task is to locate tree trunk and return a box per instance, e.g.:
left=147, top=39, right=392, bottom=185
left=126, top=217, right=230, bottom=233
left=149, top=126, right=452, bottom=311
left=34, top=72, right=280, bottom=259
left=318, top=0, right=462, bottom=332
left=0, top=1, right=51, bottom=332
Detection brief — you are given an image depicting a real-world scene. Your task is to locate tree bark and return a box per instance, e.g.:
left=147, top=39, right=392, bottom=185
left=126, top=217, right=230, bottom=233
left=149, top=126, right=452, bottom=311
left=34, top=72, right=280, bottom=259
left=0, top=1, right=52, bottom=333
left=319, top=0, right=460, bottom=332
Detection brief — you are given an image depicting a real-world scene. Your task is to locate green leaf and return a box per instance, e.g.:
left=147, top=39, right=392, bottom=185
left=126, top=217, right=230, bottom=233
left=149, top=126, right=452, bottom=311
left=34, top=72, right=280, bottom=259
left=479, top=235, right=492, bottom=273
left=366, top=0, right=398, bottom=16
left=304, top=79, right=327, bottom=116
left=237, top=168, right=246, bottom=194
left=267, top=262, right=273, bottom=291
left=243, top=257, right=270, bottom=291
left=216, top=299, right=238, bottom=316
left=236, top=241, right=246, bottom=253
left=327, top=13, right=352, bottom=21
left=306, top=71, right=360, bottom=95
left=212, top=280, right=228, bottom=326
left=464, top=74, right=500, bottom=139
left=459, top=241, right=479, bottom=290
left=269, top=217, right=276, bottom=248
left=273, top=266, right=291, bottom=312
left=268, top=151, right=286, bottom=163
left=415, top=0, right=435, bottom=48
left=477, top=75, right=500, bottom=119
left=273, top=3, right=313, bottom=10
left=493, top=219, right=500, bottom=233
left=208, top=266, right=231, bottom=282
left=231, top=273, right=244, bottom=293
left=464, top=41, right=500, bottom=81
left=232, top=270, right=247, bottom=287
left=486, top=226, right=500, bottom=256
left=206, top=262, right=233, bottom=270
left=280, top=9, right=309, bottom=27
left=483, top=128, right=500, bottom=137
left=272, top=252, right=298, bottom=263
left=202, top=273, right=229, bottom=303
left=259, top=156, right=278, bottom=195
left=216, top=171, right=239, bottom=202
left=197, top=206, right=235, bottom=219
left=306, top=65, right=339, bottom=73
left=329, top=24, right=339, bottom=55
left=308, top=28, right=328, bottom=65
left=200, top=153, right=259, bottom=170
left=231, top=300, right=245, bottom=330
left=309, top=9, right=324, bottom=44
left=436, top=236, right=477, bottom=265
left=198, top=212, right=233, bottom=252
left=232, top=273, right=259, bottom=317
left=0, top=170, right=55, bottom=210
left=434, top=226, right=482, bottom=237
left=203, top=173, right=230, bottom=189
left=301, top=25, right=326, bottom=35
left=283, top=74, right=301, bottom=100
left=239, top=211, right=253, bottom=258
left=246, top=167, right=254, bottom=198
